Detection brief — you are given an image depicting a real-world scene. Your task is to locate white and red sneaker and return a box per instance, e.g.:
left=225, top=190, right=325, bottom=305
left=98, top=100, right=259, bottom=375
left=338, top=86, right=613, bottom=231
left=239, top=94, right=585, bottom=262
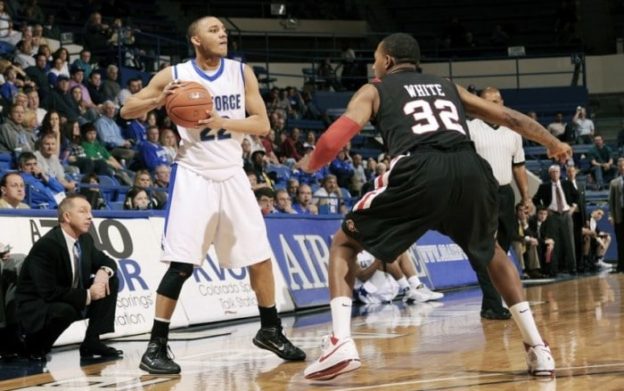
left=304, top=335, right=361, bottom=380
left=525, top=342, right=555, bottom=377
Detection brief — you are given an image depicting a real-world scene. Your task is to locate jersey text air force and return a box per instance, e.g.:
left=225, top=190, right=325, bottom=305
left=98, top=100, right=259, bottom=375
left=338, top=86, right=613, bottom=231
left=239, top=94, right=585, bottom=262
left=171, top=58, right=247, bottom=181
left=372, top=71, right=472, bottom=157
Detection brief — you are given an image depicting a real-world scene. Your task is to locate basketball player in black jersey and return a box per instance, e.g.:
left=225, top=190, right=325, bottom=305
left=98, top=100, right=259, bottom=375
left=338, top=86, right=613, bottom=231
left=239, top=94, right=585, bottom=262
left=301, top=33, right=570, bottom=380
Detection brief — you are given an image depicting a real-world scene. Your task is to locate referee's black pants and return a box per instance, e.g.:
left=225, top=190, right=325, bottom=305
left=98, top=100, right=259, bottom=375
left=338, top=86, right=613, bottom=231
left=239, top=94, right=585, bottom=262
left=477, top=185, right=516, bottom=312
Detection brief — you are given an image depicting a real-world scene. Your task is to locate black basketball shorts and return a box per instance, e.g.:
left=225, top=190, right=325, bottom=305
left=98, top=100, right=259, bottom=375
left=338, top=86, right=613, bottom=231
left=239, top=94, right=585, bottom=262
left=342, top=147, right=499, bottom=269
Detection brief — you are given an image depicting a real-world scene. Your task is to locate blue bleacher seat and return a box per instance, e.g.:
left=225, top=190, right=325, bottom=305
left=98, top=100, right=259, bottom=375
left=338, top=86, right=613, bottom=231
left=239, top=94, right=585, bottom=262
left=97, top=175, right=121, bottom=202
left=109, top=200, right=125, bottom=210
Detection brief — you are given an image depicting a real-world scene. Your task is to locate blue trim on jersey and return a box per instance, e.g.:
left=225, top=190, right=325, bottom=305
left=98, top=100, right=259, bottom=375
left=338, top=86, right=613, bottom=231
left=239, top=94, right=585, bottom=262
left=173, top=64, right=178, bottom=80
left=162, top=163, right=178, bottom=237
left=191, top=58, right=225, bottom=81
left=240, top=62, right=245, bottom=88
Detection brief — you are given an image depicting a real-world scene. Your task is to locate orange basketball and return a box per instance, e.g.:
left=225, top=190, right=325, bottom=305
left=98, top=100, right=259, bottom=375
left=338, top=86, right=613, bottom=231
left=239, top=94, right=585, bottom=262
left=165, top=81, right=213, bottom=128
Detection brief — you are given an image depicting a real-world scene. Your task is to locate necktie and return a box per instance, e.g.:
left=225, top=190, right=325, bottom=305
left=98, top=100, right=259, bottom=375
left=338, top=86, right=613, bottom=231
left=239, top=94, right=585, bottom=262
left=518, top=222, right=525, bottom=253
left=555, top=183, right=564, bottom=213
left=72, top=241, right=82, bottom=288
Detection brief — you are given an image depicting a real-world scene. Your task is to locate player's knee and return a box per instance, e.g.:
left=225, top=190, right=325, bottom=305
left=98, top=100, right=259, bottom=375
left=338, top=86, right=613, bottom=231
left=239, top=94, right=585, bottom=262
left=156, top=262, right=194, bottom=300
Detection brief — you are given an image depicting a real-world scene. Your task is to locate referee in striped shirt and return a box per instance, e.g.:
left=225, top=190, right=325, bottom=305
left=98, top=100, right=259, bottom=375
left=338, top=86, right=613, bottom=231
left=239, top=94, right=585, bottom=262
left=468, top=87, right=532, bottom=320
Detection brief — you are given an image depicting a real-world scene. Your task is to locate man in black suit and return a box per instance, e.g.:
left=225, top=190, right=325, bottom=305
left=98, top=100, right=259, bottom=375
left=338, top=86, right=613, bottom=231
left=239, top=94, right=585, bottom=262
left=566, top=165, right=588, bottom=271
left=16, top=194, right=123, bottom=361
left=533, top=164, right=578, bottom=275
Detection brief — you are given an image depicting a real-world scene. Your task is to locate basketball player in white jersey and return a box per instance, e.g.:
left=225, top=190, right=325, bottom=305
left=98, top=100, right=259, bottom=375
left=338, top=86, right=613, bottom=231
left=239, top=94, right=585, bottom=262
left=120, top=16, right=305, bottom=374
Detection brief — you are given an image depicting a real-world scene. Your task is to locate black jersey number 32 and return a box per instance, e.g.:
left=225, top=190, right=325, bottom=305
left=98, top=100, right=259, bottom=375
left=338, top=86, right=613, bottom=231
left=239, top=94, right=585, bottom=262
left=403, top=98, right=465, bottom=135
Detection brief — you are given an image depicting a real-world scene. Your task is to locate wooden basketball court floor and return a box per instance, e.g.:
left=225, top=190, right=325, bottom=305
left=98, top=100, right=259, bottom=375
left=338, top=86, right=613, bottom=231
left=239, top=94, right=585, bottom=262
left=2, top=273, right=624, bottom=390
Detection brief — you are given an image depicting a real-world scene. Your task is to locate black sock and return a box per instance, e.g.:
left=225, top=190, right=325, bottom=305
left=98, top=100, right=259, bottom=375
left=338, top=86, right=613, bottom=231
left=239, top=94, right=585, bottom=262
left=258, top=305, right=280, bottom=328
left=151, top=319, right=171, bottom=341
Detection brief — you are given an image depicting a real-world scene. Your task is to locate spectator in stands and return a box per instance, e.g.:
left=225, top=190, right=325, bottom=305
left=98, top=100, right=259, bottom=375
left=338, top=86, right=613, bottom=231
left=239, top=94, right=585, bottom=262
left=566, top=164, right=588, bottom=272
left=314, top=174, right=343, bottom=214
left=46, top=56, right=66, bottom=88
left=0, top=67, right=20, bottom=103
left=123, top=111, right=148, bottom=147
left=286, top=178, right=299, bottom=200
left=25, top=88, right=46, bottom=127
left=0, top=171, right=28, bottom=209
left=14, top=40, right=36, bottom=69
left=274, top=189, right=296, bottom=214
left=84, top=12, right=112, bottom=63
left=35, top=133, right=76, bottom=192
left=72, top=49, right=94, bottom=79
left=547, top=112, right=567, bottom=141
left=582, top=208, right=611, bottom=270
left=0, top=1, right=20, bottom=46
left=529, top=206, right=556, bottom=277
left=287, top=87, right=305, bottom=118
left=317, top=58, right=340, bottom=91
left=39, top=110, right=63, bottom=150
left=153, top=164, right=170, bottom=206
left=31, top=24, right=47, bottom=49
left=118, top=78, right=142, bottom=107
left=573, top=106, right=594, bottom=144
left=533, top=165, right=578, bottom=275
left=350, top=153, right=366, bottom=196
left=95, top=101, right=135, bottom=162
left=101, top=65, right=121, bottom=105
left=123, top=187, right=151, bottom=210
left=260, top=130, right=280, bottom=165
left=133, top=169, right=164, bottom=209
left=255, top=187, right=277, bottom=216
left=69, top=86, right=100, bottom=123
left=292, top=183, right=318, bottom=215
left=281, top=127, right=304, bottom=163
left=330, top=148, right=354, bottom=189
left=42, top=13, right=60, bottom=40
left=443, top=16, right=469, bottom=49
left=159, top=128, right=178, bottom=163
left=81, top=122, right=132, bottom=185
left=0, top=104, right=35, bottom=153
left=140, top=125, right=169, bottom=172
left=589, top=135, right=615, bottom=190
left=25, top=54, right=49, bottom=103
left=60, top=119, right=107, bottom=176
left=511, top=203, right=543, bottom=279
left=18, top=151, right=65, bottom=208
left=608, top=158, right=624, bottom=273
left=20, top=0, right=44, bottom=24
left=241, top=137, right=253, bottom=166
left=78, top=173, right=107, bottom=210
left=490, top=24, right=510, bottom=46
left=86, top=70, right=105, bottom=106
left=249, top=150, right=274, bottom=189
left=69, top=66, right=96, bottom=109
left=246, top=169, right=270, bottom=191
left=301, top=91, right=324, bottom=122
left=52, top=48, right=70, bottom=79
left=47, top=75, right=80, bottom=122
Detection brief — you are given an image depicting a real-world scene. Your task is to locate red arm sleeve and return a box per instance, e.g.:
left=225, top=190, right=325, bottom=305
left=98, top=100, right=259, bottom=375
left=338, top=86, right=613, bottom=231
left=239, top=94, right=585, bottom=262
left=308, top=116, right=362, bottom=171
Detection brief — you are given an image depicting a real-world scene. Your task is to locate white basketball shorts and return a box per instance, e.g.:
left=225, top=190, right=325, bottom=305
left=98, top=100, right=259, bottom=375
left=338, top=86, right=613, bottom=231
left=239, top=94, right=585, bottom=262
left=161, top=164, right=272, bottom=268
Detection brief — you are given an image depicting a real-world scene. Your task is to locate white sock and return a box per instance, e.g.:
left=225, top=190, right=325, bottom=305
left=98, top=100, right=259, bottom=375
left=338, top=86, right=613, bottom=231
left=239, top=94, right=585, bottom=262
left=397, top=277, right=410, bottom=290
left=408, top=275, right=421, bottom=288
left=509, top=301, right=544, bottom=347
left=330, top=297, right=352, bottom=340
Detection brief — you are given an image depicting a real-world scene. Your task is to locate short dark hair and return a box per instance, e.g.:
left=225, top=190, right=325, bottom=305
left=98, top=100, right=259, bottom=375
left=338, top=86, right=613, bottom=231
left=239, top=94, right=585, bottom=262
left=187, top=16, right=215, bottom=44
left=80, top=122, right=97, bottom=136
left=18, top=152, right=37, bottom=167
left=254, top=187, right=275, bottom=201
left=381, top=33, right=420, bottom=66
left=0, top=171, right=21, bottom=188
